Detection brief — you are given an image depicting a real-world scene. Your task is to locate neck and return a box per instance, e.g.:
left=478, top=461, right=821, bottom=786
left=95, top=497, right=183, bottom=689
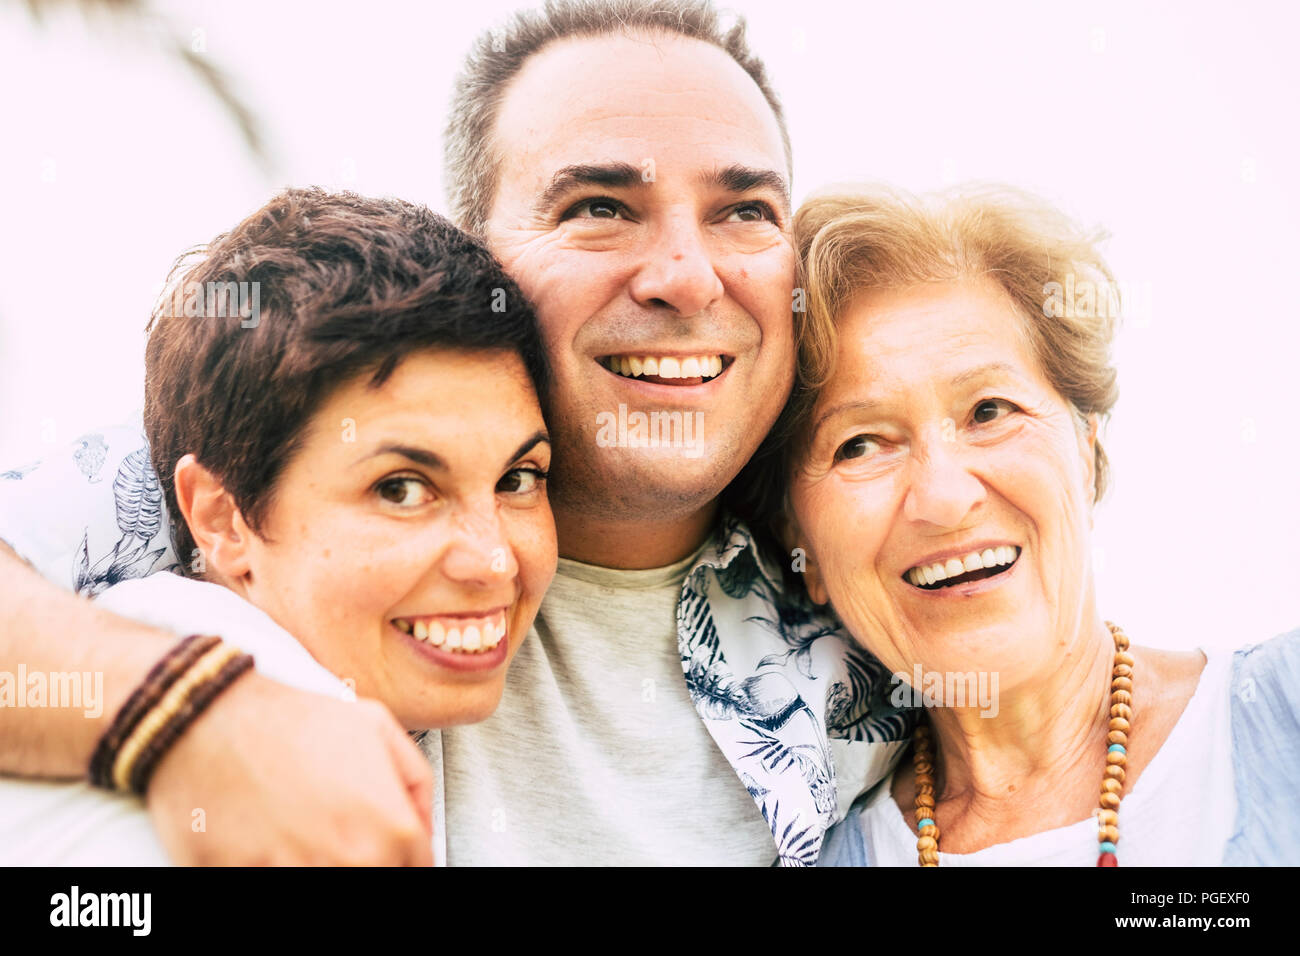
left=923, top=612, right=1115, bottom=809
left=553, top=498, right=718, bottom=569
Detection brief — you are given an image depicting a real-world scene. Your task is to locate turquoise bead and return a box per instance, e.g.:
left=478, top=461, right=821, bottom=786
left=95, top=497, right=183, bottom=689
left=1099, top=841, right=1117, bottom=854
left=1108, top=743, right=1126, bottom=755
left=917, top=818, right=934, bottom=830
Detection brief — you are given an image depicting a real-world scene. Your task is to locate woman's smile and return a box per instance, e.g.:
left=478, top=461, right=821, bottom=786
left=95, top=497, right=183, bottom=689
left=902, top=544, right=1023, bottom=594
left=390, top=608, right=515, bottom=673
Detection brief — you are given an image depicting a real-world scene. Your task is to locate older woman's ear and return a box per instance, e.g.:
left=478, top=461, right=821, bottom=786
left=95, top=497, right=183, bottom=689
left=781, top=515, right=831, bottom=606
left=801, top=550, right=830, bottom=606
left=173, top=454, right=254, bottom=583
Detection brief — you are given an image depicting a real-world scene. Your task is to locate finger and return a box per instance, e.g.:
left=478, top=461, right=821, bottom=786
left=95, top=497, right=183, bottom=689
left=384, top=722, right=435, bottom=866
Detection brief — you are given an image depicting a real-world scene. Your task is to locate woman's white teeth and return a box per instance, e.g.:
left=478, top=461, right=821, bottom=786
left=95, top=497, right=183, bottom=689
left=462, top=625, right=481, bottom=651
left=607, top=355, right=723, bottom=379
left=393, top=613, right=507, bottom=653
left=907, top=546, right=1020, bottom=587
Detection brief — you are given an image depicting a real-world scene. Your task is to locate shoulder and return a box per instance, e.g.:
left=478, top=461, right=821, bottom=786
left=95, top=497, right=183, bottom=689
left=1223, top=627, right=1300, bottom=864
left=1231, top=628, right=1300, bottom=701
left=1225, top=627, right=1300, bottom=747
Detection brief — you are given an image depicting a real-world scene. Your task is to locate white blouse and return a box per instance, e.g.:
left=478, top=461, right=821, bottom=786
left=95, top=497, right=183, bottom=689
left=850, top=645, right=1236, bottom=866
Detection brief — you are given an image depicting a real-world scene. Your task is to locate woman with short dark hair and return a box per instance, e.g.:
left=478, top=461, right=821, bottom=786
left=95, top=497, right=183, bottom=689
left=0, top=188, right=557, bottom=864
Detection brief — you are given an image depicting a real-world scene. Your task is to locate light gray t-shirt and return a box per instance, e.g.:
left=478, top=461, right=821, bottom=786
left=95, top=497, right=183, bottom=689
left=436, top=548, right=779, bottom=865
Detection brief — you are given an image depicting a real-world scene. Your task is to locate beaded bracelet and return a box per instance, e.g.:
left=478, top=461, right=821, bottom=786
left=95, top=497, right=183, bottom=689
left=89, top=634, right=254, bottom=796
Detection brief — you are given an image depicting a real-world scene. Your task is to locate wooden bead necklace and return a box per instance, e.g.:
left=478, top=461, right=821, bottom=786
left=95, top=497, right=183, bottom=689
left=911, top=621, right=1132, bottom=866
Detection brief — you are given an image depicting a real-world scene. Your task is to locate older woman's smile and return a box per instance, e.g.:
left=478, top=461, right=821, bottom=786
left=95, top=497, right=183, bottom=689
left=903, top=544, right=1022, bottom=591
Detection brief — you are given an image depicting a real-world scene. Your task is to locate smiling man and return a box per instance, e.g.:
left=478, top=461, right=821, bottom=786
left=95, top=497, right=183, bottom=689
left=0, top=0, right=906, bottom=865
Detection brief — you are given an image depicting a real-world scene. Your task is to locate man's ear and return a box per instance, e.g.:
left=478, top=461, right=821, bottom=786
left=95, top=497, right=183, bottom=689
left=781, top=514, right=830, bottom=606
left=173, top=454, right=253, bottom=580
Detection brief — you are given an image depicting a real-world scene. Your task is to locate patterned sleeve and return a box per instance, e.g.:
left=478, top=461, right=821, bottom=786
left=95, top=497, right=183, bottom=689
left=0, top=423, right=180, bottom=594
left=1223, top=627, right=1300, bottom=865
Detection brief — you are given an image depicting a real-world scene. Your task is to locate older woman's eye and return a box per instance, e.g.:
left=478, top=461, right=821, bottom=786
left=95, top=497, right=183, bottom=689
left=972, top=399, right=1017, bottom=425
left=376, top=476, right=432, bottom=508
left=497, top=467, right=548, bottom=495
left=834, top=435, right=880, bottom=462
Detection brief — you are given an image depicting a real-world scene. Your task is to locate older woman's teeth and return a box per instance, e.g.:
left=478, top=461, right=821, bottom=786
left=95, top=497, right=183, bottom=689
left=391, top=612, right=508, bottom=653
left=907, top=546, right=1020, bottom=587
left=605, top=355, right=724, bottom=379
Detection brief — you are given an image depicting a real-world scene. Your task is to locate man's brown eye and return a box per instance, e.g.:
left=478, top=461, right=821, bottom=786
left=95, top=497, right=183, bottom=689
left=573, top=199, right=621, bottom=219
left=728, top=201, right=775, bottom=223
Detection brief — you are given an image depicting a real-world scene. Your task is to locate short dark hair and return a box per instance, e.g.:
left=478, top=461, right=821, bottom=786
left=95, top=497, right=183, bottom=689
left=445, top=0, right=792, bottom=236
left=145, top=187, right=547, bottom=565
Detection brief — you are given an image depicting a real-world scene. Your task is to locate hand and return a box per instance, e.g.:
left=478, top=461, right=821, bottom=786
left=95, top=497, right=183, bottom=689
left=145, top=673, right=434, bottom=865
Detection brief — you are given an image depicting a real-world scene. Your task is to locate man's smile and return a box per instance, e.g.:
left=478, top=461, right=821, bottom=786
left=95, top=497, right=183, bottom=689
left=598, top=352, right=733, bottom=386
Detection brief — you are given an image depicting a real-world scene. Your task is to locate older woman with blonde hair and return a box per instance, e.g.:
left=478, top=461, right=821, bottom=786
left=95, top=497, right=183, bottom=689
left=739, top=183, right=1299, bottom=866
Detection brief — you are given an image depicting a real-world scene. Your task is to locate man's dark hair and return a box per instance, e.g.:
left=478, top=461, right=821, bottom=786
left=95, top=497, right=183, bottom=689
left=445, top=0, right=792, bottom=236
left=144, top=187, right=547, bottom=565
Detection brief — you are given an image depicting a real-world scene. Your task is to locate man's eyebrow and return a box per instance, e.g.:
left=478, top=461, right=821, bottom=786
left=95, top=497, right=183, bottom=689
left=701, top=164, right=791, bottom=215
left=534, top=162, right=645, bottom=215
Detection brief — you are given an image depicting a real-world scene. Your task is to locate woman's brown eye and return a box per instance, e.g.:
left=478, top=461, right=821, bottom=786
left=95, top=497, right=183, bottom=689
left=498, top=467, right=547, bottom=495
left=377, top=477, right=426, bottom=506
left=835, top=435, right=878, bottom=462
left=973, top=400, right=1011, bottom=424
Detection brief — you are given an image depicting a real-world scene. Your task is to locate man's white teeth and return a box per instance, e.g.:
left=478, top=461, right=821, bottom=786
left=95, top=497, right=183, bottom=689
left=607, top=355, right=724, bottom=379
left=907, top=546, right=1020, bottom=587
left=393, top=613, right=508, bottom=653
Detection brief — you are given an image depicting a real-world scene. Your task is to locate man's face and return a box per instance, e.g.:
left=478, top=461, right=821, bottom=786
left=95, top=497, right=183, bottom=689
left=484, top=31, right=795, bottom=527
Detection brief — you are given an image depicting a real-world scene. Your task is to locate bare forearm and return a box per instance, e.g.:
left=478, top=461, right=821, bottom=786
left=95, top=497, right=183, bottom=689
left=0, top=541, right=175, bottom=778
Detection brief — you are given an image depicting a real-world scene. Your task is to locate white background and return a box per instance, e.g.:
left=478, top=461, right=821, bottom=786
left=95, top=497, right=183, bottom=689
left=1, top=0, right=1296, bottom=649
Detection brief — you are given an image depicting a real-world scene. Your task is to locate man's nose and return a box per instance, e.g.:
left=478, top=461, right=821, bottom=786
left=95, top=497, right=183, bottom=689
left=627, top=212, right=725, bottom=316
left=902, top=430, right=987, bottom=529
left=441, top=505, right=518, bottom=586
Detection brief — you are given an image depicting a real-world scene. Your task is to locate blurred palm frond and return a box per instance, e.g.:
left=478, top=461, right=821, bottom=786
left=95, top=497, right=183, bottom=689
left=19, top=0, right=270, bottom=171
